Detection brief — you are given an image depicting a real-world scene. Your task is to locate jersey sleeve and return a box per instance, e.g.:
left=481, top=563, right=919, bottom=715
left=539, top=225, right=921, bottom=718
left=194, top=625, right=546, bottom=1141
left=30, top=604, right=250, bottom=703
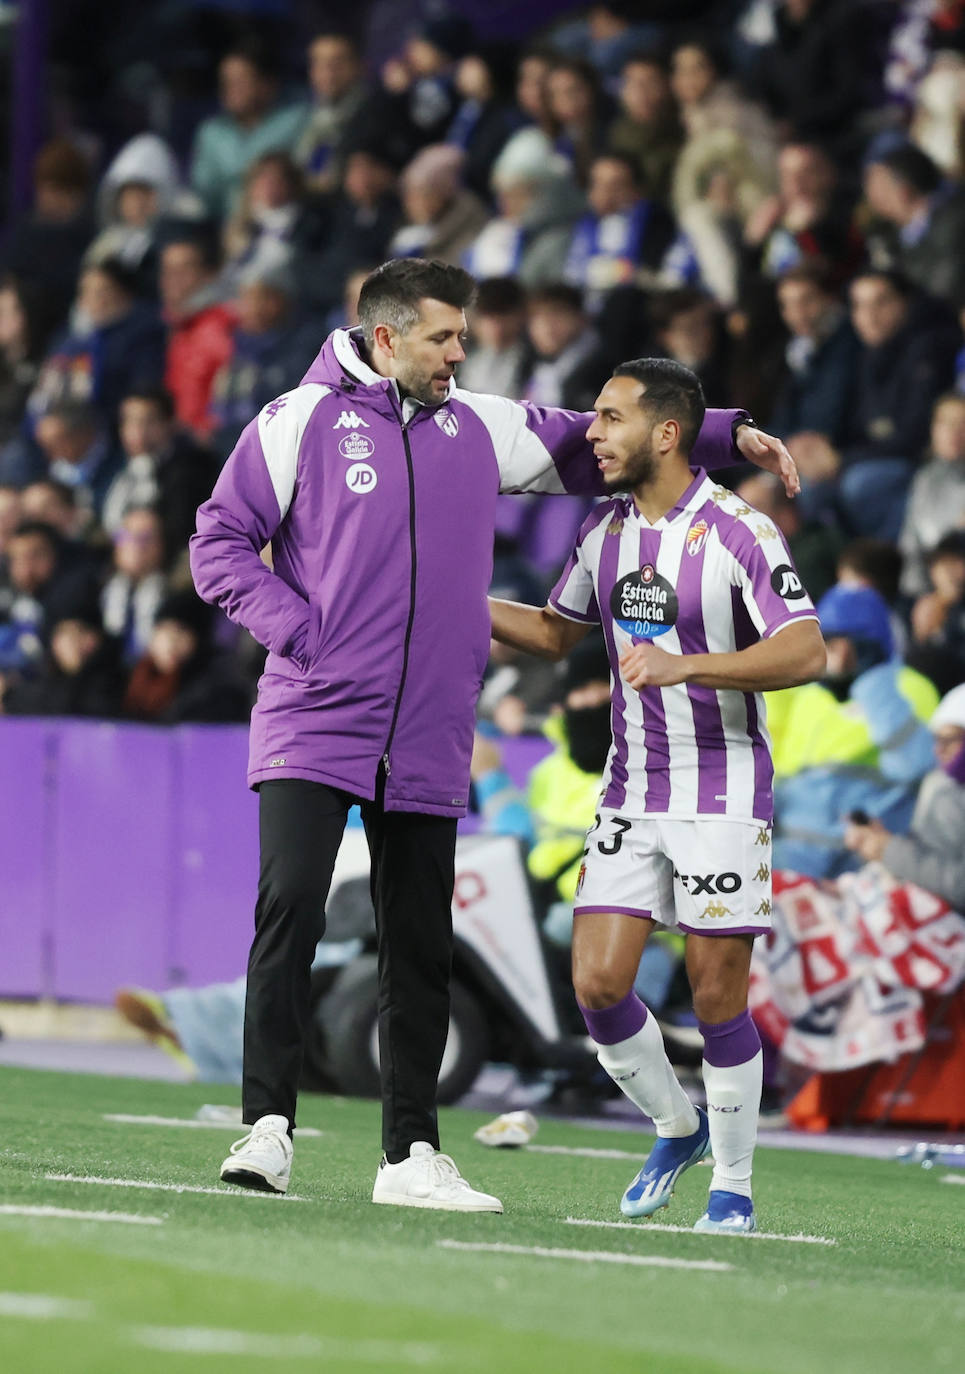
left=547, top=523, right=602, bottom=624
left=726, top=516, right=819, bottom=639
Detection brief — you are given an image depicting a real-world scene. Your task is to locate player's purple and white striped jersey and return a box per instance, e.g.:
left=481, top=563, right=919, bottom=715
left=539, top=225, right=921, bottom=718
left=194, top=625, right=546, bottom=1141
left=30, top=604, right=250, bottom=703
left=549, top=468, right=818, bottom=823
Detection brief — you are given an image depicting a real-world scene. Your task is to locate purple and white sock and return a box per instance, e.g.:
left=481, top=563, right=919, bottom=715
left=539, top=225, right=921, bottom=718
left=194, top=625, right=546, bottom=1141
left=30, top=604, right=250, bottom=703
left=581, top=990, right=698, bottom=1138
left=699, top=1008, right=762, bottom=1200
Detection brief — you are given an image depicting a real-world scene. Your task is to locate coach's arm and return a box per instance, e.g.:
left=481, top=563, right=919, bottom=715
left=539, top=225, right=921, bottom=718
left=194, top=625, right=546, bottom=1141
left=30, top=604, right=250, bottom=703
left=620, top=619, right=827, bottom=692
left=489, top=598, right=592, bottom=661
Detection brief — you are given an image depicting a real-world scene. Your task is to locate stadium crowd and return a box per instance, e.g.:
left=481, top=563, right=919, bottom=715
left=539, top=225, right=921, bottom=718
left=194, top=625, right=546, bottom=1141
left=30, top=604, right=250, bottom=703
left=2, top=0, right=965, bottom=889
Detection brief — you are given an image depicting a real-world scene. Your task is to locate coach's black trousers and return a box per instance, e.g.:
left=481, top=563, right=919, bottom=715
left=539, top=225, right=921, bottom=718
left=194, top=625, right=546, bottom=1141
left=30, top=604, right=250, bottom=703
left=242, top=776, right=457, bottom=1157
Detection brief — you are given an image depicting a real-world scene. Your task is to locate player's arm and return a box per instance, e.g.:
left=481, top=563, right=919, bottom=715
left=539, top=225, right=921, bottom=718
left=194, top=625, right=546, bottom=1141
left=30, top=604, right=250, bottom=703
left=488, top=597, right=592, bottom=661
left=619, top=619, right=826, bottom=691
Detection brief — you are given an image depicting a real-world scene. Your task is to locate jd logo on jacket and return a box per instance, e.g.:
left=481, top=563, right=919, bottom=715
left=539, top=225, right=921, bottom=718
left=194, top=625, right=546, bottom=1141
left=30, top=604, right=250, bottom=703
left=346, top=463, right=377, bottom=493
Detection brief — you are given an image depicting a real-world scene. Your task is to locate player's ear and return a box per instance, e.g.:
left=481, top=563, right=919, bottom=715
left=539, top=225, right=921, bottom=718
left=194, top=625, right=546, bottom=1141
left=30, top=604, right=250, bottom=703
left=373, top=322, right=396, bottom=357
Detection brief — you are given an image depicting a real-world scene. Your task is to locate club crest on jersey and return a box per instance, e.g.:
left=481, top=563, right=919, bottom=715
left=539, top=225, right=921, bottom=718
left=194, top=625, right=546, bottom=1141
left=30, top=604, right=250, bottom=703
left=338, top=433, right=375, bottom=460
left=333, top=411, right=369, bottom=430
left=686, top=519, right=709, bottom=556
left=434, top=408, right=459, bottom=437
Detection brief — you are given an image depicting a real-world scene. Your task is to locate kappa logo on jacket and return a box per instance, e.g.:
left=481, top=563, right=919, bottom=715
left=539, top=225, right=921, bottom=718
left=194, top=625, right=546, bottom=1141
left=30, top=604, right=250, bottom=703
left=333, top=411, right=370, bottom=430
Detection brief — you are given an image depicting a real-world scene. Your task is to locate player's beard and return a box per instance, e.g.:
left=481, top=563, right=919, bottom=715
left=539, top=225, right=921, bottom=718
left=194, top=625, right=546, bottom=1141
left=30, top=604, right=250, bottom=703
left=601, top=435, right=660, bottom=493
left=393, top=347, right=452, bottom=408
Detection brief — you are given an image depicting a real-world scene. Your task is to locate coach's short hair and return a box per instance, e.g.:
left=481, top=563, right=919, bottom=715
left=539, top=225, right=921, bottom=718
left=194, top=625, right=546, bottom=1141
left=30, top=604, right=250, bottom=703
left=358, top=259, right=476, bottom=348
left=611, top=357, right=706, bottom=455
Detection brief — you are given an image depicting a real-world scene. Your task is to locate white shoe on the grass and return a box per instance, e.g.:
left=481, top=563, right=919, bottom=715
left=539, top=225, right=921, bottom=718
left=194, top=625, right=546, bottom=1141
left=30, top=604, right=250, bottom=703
left=372, top=1141, right=503, bottom=1212
left=220, top=1114, right=292, bottom=1193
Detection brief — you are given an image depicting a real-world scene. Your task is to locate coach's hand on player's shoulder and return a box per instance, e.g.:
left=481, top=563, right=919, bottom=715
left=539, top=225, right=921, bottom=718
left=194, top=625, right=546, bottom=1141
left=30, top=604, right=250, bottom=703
left=618, top=642, right=688, bottom=689
left=735, top=425, right=800, bottom=498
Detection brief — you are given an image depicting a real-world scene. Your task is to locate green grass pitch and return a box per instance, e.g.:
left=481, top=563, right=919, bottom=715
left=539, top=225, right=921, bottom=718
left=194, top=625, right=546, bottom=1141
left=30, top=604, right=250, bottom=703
left=0, top=1065, right=962, bottom=1374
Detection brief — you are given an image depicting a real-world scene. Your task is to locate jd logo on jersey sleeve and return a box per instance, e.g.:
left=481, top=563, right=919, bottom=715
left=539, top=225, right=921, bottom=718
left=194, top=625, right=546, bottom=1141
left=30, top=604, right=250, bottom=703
left=610, top=565, right=679, bottom=641
left=770, top=564, right=806, bottom=599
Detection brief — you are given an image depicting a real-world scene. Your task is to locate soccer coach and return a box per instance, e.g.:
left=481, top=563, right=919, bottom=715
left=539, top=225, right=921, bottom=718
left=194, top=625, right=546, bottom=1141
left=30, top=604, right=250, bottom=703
left=190, top=257, right=798, bottom=1210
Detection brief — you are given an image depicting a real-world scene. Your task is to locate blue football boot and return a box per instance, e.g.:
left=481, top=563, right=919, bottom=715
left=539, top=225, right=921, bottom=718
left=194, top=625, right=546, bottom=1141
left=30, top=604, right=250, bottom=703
left=693, top=1189, right=756, bottom=1234
left=620, top=1107, right=710, bottom=1217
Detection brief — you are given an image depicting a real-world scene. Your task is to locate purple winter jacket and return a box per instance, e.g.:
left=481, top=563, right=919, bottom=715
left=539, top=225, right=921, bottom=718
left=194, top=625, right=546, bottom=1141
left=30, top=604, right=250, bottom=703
left=190, top=327, right=747, bottom=814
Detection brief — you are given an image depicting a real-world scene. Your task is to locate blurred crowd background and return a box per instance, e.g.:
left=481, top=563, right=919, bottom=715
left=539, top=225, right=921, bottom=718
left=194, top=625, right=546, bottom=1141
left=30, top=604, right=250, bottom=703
left=0, top=1, right=964, bottom=889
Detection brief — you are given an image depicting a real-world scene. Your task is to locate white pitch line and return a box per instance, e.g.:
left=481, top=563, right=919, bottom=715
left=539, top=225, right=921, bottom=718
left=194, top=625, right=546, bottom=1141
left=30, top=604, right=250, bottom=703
left=0, top=1204, right=163, bottom=1226
left=437, top=1239, right=732, bottom=1272
left=940, top=1174, right=965, bottom=1186
left=528, top=1144, right=647, bottom=1162
left=45, top=1173, right=310, bottom=1202
left=103, top=1113, right=322, bottom=1137
left=0, top=1292, right=94, bottom=1320
left=129, top=1325, right=441, bottom=1364
left=565, top=1216, right=836, bottom=1245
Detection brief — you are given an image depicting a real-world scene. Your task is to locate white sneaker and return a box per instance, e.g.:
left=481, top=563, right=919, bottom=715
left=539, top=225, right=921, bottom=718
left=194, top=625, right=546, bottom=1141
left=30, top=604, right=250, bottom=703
left=372, top=1141, right=503, bottom=1212
left=220, top=1114, right=292, bottom=1193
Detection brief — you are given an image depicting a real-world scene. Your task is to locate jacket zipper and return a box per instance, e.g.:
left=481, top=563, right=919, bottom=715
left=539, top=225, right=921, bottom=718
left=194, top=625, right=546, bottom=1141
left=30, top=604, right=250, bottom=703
left=381, top=419, right=418, bottom=778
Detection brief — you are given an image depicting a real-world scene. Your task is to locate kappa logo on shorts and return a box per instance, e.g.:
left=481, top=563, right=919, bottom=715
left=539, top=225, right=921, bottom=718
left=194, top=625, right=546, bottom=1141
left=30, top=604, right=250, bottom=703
left=755, top=827, right=770, bottom=846
left=675, top=871, right=743, bottom=896
left=754, top=899, right=771, bottom=916
left=700, top=901, right=734, bottom=919
left=333, top=411, right=370, bottom=430
left=754, top=863, right=770, bottom=882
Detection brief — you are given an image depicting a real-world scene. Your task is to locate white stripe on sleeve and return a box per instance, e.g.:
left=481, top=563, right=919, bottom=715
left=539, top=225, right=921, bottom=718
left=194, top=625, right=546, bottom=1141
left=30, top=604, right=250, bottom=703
left=453, top=389, right=567, bottom=494
left=256, top=384, right=330, bottom=521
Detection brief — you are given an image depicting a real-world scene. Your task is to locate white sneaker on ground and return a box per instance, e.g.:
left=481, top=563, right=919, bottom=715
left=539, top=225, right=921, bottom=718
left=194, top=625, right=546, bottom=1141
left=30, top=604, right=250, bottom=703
left=220, top=1114, right=292, bottom=1194
left=372, top=1141, right=503, bottom=1212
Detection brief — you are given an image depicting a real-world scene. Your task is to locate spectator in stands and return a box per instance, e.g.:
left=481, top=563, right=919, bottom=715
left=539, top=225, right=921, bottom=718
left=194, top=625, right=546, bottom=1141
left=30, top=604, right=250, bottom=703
left=1, top=604, right=125, bottom=719
left=605, top=52, right=685, bottom=206
left=743, top=141, right=863, bottom=284
left=734, top=469, right=844, bottom=604
left=563, top=152, right=677, bottom=309
left=84, top=133, right=193, bottom=300
left=295, top=32, right=370, bottom=192
left=19, top=479, right=90, bottom=552
left=209, top=266, right=321, bottom=461
left=900, top=393, right=965, bottom=598
left=377, top=16, right=473, bottom=168
left=791, top=270, right=959, bottom=540
left=123, top=590, right=250, bottom=724
left=310, top=148, right=401, bottom=314
left=466, top=130, right=583, bottom=286
left=101, top=506, right=169, bottom=664
left=768, top=582, right=938, bottom=878
left=753, top=0, right=886, bottom=164
left=221, top=152, right=329, bottom=296
left=0, top=277, right=58, bottom=482
left=388, top=145, right=489, bottom=267
left=35, top=402, right=121, bottom=523
left=670, top=37, right=777, bottom=219
left=551, top=5, right=662, bottom=85
left=769, top=262, right=859, bottom=444
left=160, top=233, right=235, bottom=441
left=27, top=260, right=166, bottom=431
left=0, top=520, right=100, bottom=675
left=545, top=56, right=612, bottom=188
left=908, top=532, right=965, bottom=696
left=0, top=140, right=95, bottom=330
left=863, top=142, right=965, bottom=305
left=522, top=284, right=611, bottom=412
left=189, top=40, right=309, bottom=221
left=0, top=486, right=21, bottom=567
left=103, top=389, right=217, bottom=562
left=845, top=682, right=965, bottom=910
left=459, top=276, right=530, bottom=399
left=445, top=48, right=521, bottom=201
left=649, top=288, right=729, bottom=402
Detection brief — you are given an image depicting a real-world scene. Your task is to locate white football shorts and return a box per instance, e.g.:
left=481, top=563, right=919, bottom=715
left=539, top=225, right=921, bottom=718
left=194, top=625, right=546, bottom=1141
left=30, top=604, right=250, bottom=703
left=572, top=810, right=773, bottom=936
